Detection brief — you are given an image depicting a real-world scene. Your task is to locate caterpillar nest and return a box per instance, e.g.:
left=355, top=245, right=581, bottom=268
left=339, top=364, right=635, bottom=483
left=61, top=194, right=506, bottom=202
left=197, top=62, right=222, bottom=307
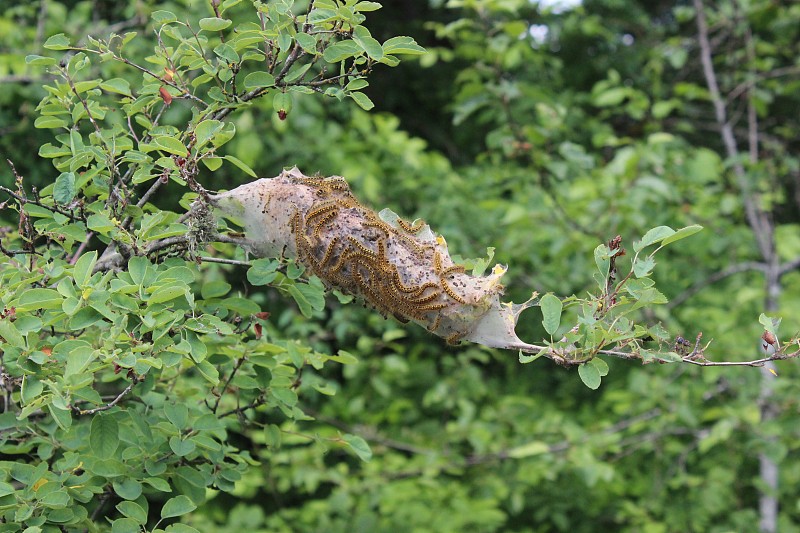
left=209, top=167, right=534, bottom=349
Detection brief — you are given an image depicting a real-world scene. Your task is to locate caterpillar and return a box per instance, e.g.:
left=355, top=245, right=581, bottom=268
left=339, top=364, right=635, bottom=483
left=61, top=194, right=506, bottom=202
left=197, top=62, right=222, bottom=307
left=428, top=313, right=442, bottom=332
left=391, top=270, right=420, bottom=294
left=408, top=289, right=442, bottom=305
left=440, top=278, right=467, bottom=304
left=305, top=201, right=340, bottom=223
left=416, top=301, right=449, bottom=312
left=441, top=265, right=466, bottom=277
left=319, top=236, right=339, bottom=266
left=345, top=236, right=379, bottom=260
left=363, top=220, right=392, bottom=237
left=312, top=210, right=338, bottom=239
left=446, top=332, right=464, bottom=345
left=411, top=281, right=440, bottom=297
left=397, top=217, right=425, bottom=234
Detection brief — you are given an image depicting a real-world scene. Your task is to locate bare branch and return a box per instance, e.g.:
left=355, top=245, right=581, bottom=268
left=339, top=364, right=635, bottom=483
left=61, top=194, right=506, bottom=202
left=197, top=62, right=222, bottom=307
left=75, top=377, right=139, bottom=415
left=693, top=0, right=773, bottom=261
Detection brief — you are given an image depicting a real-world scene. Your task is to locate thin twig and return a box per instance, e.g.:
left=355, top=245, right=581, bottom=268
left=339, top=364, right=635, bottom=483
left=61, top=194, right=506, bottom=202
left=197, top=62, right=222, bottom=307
left=76, top=378, right=139, bottom=415
left=198, top=256, right=251, bottom=267
left=694, top=0, right=773, bottom=261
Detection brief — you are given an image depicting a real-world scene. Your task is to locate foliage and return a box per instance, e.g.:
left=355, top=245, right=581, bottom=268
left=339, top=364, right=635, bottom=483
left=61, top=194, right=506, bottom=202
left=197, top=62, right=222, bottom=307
left=1, top=0, right=800, bottom=532
left=0, top=1, right=426, bottom=531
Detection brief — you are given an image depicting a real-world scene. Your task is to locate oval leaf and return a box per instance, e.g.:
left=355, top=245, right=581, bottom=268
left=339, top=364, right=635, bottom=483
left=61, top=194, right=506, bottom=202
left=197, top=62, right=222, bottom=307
left=660, top=224, right=703, bottom=246
left=243, top=71, right=275, bottom=90
left=199, top=17, right=232, bottom=31
left=161, top=495, right=196, bottom=519
left=540, top=293, right=562, bottom=336
left=634, top=226, right=675, bottom=252
left=90, top=414, right=120, bottom=459
left=578, top=363, right=601, bottom=390
left=343, top=434, right=372, bottom=462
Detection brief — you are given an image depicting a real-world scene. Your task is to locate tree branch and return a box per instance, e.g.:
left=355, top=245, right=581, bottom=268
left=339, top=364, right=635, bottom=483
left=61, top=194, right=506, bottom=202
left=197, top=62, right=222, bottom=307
left=693, top=0, right=773, bottom=261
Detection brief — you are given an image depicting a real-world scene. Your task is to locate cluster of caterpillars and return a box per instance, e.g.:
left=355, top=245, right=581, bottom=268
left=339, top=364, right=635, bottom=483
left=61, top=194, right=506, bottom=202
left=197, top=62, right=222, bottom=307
left=287, top=174, right=474, bottom=343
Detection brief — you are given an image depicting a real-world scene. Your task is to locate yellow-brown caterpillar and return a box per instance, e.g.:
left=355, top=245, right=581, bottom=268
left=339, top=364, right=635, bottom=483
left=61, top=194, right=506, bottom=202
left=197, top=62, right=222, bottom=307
left=397, top=217, right=425, bottom=234
left=440, top=278, right=467, bottom=304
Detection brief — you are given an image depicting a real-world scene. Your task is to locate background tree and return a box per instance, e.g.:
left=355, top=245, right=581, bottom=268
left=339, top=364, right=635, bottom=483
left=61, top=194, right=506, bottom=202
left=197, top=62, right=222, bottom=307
left=1, top=1, right=800, bottom=532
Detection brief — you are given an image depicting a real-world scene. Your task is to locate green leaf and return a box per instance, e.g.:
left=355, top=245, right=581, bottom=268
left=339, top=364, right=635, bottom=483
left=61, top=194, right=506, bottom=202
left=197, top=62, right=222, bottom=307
left=272, top=387, right=297, bottom=407
left=518, top=350, right=545, bottom=364
left=295, top=32, right=317, bottom=53
left=322, top=40, right=362, bottom=62
left=90, top=414, right=120, bottom=459
left=660, top=224, right=703, bottom=246
left=200, top=280, right=231, bottom=299
left=165, top=403, right=189, bottom=430
left=53, top=172, right=76, bottom=204
left=169, top=436, right=197, bottom=457
left=590, top=357, right=609, bottom=377
left=349, top=91, right=375, bottom=111
left=47, top=404, right=72, bottom=431
left=100, top=78, right=132, bottom=96
left=73, top=251, right=97, bottom=287
left=69, top=306, right=103, bottom=329
left=18, top=288, right=63, bottom=311
left=144, top=477, right=171, bottom=492
left=35, top=115, right=68, bottom=129
left=194, top=120, right=224, bottom=148
left=634, top=226, right=675, bottom=252
left=161, top=495, right=197, bottom=519
left=112, top=478, right=143, bottom=500
left=633, top=256, right=656, bottom=278
left=507, top=441, right=550, bottom=459
left=195, top=360, right=219, bottom=384
left=152, top=136, right=188, bottom=156
left=355, top=1, right=383, bottom=12
left=243, top=72, right=275, bottom=90
left=128, top=256, right=152, bottom=286
left=540, top=293, right=562, bottom=336
left=759, top=313, right=781, bottom=335
left=345, top=78, right=369, bottom=91
left=166, top=525, right=201, bottom=533
left=0, top=321, right=26, bottom=349
left=151, top=10, right=177, bottom=24
left=382, top=36, right=426, bottom=55
left=65, top=346, right=95, bottom=377
left=111, top=517, right=141, bottom=533
left=26, top=54, right=58, bottom=66
left=214, top=43, right=239, bottom=63
left=594, top=244, right=610, bottom=278
left=199, top=17, right=232, bottom=31
left=288, top=283, right=324, bottom=318
left=116, top=501, right=147, bottom=524
left=272, top=92, right=293, bottom=114
left=223, top=155, right=257, bottom=177
left=202, top=156, right=222, bottom=171
left=44, top=33, right=71, bottom=50
left=594, top=86, right=628, bottom=107
left=264, top=424, right=282, bottom=449
left=352, top=27, right=383, bottom=60
left=0, top=481, right=15, bottom=498
left=148, top=282, right=188, bottom=304
left=308, top=8, right=338, bottom=24
left=343, top=434, right=372, bottom=462
left=578, top=362, right=601, bottom=390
